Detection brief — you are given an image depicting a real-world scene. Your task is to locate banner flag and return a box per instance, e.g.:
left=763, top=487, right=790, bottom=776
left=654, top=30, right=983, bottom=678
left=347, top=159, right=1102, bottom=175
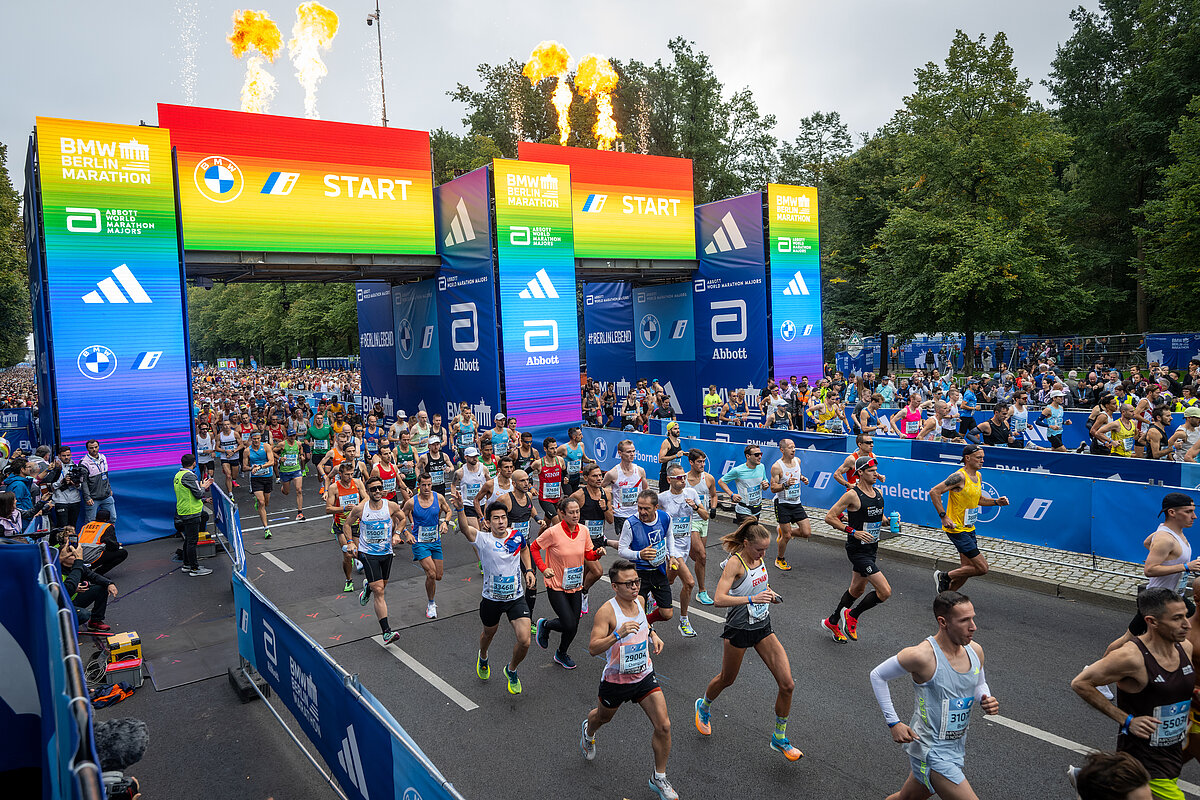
left=391, top=280, right=441, bottom=416
left=633, top=282, right=698, bottom=420
left=356, top=281, right=399, bottom=421
left=767, top=184, right=823, bottom=383
left=582, top=281, right=635, bottom=408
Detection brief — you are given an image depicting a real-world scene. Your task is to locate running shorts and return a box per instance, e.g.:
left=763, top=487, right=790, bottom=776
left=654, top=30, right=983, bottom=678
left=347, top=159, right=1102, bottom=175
left=598, top=672, right=661, bottom=709
left=691, top=517, right=710, bottom=538
left=1148, top=778, right=1184, bottom=800
left=359, top=553, right=393, bottom=583
left=637, top=568, right=672, bottom=610
left=479, top=595, right=530, bottom=627
left=946, top=529, right=981, bottom=559
left=846, top=540, right=880, bottom=577
left=412, top=540, right=444, bottom=562
left=280, top=469, right=302, bottom=482
left=721, top=622, right=773, bottom=649
left=734, top=507, right=762, bottom=525
left=775, top=501, right=808, bottom=525
left=1049, top=434, right=1064, bottom=449
left=332, top=521, right=360, bottom=540
left=251, top=476, right=274, bottom=494
left=538, top=499, right=559, bottom=520
left=909, top=750, right=966, bottom=793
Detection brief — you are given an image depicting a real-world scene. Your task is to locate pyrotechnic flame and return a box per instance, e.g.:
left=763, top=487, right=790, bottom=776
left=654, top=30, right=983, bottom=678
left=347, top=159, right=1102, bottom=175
left=229, top=9, right=283, bottom=113
left=576, top=54, right=621, bottom=150
left=289, top=2, right=339, bottom=119
left=524, top=40, right=573, bottom=145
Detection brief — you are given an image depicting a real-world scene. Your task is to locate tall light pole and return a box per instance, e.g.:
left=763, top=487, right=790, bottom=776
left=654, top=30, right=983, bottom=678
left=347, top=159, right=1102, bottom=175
left=366, top=0, right=388, bottom=126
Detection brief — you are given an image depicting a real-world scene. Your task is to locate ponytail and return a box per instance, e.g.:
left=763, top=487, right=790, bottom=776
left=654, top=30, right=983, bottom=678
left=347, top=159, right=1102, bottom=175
left=720, top=516, right=771, bottom=553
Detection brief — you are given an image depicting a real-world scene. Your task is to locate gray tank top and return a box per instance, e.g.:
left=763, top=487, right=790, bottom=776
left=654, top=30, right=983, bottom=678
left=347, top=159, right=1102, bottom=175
left=904, top=636, right=982, bottom=765
left=1146, top=525, right=1192, bottom=594
left=724, top=554, right=770, bottom=631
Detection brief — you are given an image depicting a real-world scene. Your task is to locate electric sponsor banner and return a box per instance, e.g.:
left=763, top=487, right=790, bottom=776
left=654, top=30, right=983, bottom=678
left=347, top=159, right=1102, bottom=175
left=434, top=167, right=501, bottom=427
left=158, top=104, right=435, bottom=254
left=767, top=184, right=824, bottom=382
left=582, top=281, right=635, bottom=403
left=492, top=159, right=581, bottom=426
left=633, top=281, right=698, bottom=421
left=518, top=142, right=695, bottom=260
left=391, top=279, right=441, bottom=416
left=693, top=192, right=769, bottom=412
left=355, top=281, right=399, bottom=421
left=34, top=117, right=193, bottom=471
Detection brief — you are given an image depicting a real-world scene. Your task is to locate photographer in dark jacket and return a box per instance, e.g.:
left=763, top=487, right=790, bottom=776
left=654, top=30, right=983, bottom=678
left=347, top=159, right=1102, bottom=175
left=45, top=444, right=84, bottom=530
left=56, top=530, right=119, bottom=632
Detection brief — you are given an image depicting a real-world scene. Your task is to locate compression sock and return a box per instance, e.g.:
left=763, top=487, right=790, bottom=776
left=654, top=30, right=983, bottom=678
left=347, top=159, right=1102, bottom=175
left=646, top=610, right=665, bottom=625
left=774, top=716, right=788, bottom=739
left=852, top=591, right=884, bottom=616
left=379, top=617, right=391, bottom=634
left=827, top=591, right=856, bottom=625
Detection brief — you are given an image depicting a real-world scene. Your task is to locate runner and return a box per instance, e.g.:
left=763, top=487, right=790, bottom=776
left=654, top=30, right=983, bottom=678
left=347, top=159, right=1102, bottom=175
left=370, top=443, right=404, bottom=505
left=216, top=419, right=243, bottom=495
left=532, top=497, right=604, bottom=669
left=395, top=430, right=419, bottom=495
left=856, top=393, right=887, bottom=436
left=820, top=457, right=893, bottom=643
left=892, top=394, right=930, bottom=441
left=703, top=384, right=722, bottom=424
left=410, top=410, right=432, bottom=460
left=618, top=490, right=676, bottom=627
left=869, top=591, right=999, bottom=800
left=971, top=402, right=1016, bottom=448
left=769, top=438, right=811, bottom=572
left=574, top=464, right=615, bottom=612
left=656, top=423, right=684, bottom=491
left=1095, top=404, right=1141, bottom=458
left=1038, top=389, right=1072, bottom=451
left=1143, top=407, right=1174, bottom=461
left=273, top=429, right=305, bottom=521
left=476, top=456, right=515, bottom=518
left=453, top=493, right=534, bottom=695
left=603, top=439, right=648, bottom=537
left=450, top=402, right=477, bottom=459
left=917, top=400, right=963, bottom=443
left=531, top=437, right=568, bottom=525
left=196, top=423, right=216, bottom=481
left=307, top=413, right=333, bottom=483
left=718, top=445, right=770, bottom=523
left=243, top=431, right=275, bottom=539
left=930, top=445, right=1008, bottom=593
left=496, top=469, right=544, bottom=623
left=684, top=449, right=719, bottom=606
left=402, top=472, right=451, bottom=619
left=1168, top=406, right=1200, bottom=462
left=659, top=464, right=708, bottom=637
left=324, top=461, right=367, bottom=593
left=387, top=410, right=409, bottom=448
left=558, top=427, right=593, bottom=493
left=1072, top=587, right=1194, bottom=800
left=454, top=446, right=489, bottom=522
left=418, top=437, right=453, bottom=499
left=1086, top=395, right=1118, bottom=455
left=693, top=519, right=802, bottom=762
left=1009, top=390, right=1033, bottom=449
left=835, top=434, right=887, bottom=490
left=510, top=432, right=537, bottom=473
left=362, top=414, right=384, bottom=465
left=490, top=414, right=511, bottom=460
left=344, top=477, right=409, bottom=644
left=580, top=558, right=676, bottom=800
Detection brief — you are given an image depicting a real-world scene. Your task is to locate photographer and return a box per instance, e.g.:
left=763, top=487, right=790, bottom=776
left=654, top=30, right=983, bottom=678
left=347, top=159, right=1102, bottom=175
left=78, top=508, right=128, bottom=575
left=45, top=445, right=83, bottom=530
left=55, top=530, right=118, bottom=632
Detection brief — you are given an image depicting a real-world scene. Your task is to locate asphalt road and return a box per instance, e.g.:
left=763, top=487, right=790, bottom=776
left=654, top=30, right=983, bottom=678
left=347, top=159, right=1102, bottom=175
left=94, top=473, right=1200, bottom=800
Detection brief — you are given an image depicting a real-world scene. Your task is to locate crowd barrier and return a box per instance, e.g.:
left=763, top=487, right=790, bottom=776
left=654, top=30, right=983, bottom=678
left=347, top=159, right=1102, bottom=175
left=0, top=543, right=102, bottom=800
left=214, top=485, right=464, bottom=800
left=590, top=427, right=1200, bottom=565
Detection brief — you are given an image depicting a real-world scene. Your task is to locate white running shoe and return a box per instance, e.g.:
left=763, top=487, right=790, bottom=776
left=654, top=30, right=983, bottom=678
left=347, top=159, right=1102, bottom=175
left=426, top=601, right=437, bottom=619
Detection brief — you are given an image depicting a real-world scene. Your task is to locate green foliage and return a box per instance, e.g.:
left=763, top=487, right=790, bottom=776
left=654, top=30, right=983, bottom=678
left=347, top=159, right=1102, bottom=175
left=430, top=129, right=503, bottom=186
left=0, top=143, right=31, bottom=367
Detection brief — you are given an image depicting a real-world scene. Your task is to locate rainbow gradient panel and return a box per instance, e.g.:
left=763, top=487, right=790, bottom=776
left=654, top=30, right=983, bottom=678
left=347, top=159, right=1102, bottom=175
left=158, top=104, right=436, bottom=254
left=767, top=184, right=823, bottom=383
left=35, top=117, right=193, bottom=469
left=517, top=142, right=694, bottom=260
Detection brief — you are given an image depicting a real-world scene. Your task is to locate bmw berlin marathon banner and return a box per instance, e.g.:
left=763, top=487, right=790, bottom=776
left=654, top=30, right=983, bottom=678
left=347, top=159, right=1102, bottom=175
left=767, top=184, right=824, bottom=383
left=356, top=281, right=398, bottom=419
left=582, top=281, right=635, bottom=403
left=435, top=166, right=501, bottom=427
left=392, top=279, right=441, bottom=415
left=634, top=282, right=698, bottom=420
left=492, top=159, right=581, bottom=426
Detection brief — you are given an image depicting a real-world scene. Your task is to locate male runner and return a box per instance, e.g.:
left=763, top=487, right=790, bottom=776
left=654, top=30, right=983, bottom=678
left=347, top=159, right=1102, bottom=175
left=684, top=449, right=719, bottom=606
left=659, top=464, right=708, bottom=637
left=1039, top=389, right=1073, bottom=451
left=917, top=400, right=964, bottom=443
left=869, top=591, right=999, bottom=800
left=496, top=469, right=545, bottom=622
left=418, top=437, right=453, bottom=499
left=454, top=446, right=489, bottom=521
left=216, top=419, right=243, bottom=494
left=450, top=402, right=477, bottom=459
left=703, top=385, right=722, bottom=424
left=243, top=431, right=275, bottom=538
left=362, top=414, right=384, bottom=465
left=971, top=403, right=1016, bottom=448
left=930, top=445, right=1008, bottom=593
left=603, top=439, right=647, bottom=537
left=574, top=464, right=616, bottom=611
left=718, top=445, right=770, bottom=523
left=403, top=472, right=451, bottom=619
left=395, top=430, right=419, bottom=495
left=835, top=434, right=887, bottom=490
left=558, top=427, right=593, bottom=493
left=531, top=437, right=568, bottom=524
left=580, top=558, right=676, bottom=800
left=410, top=410, right=432, bottom=460
left=476, top=456, right=515, bottom=518
left=273, top=428, right=305, bottom=520
left=821, top=457, right=893, bottom=643
left=490, top=413, right=511, bottom=459
left=325, top=461, right=367, bottom=593
left=344, top=477, right=410, bottom=644
left=512, top=431, right=539, bottom=474
left=370, top=443, right=407, bottom=505
left=769, top=438, right=811, bottom=571
left=307, top=413, right=332, bottom=481
left=618, top=490, right=674, bottom=625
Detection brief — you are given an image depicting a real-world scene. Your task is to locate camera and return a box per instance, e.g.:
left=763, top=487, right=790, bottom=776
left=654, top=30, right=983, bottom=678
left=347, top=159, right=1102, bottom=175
left=68, top=463, right=88, bottom=486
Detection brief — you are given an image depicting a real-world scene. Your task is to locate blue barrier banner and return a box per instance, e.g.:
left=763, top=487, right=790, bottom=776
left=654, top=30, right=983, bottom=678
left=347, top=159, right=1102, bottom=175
left=1183, top=463, right=1200, bottom=491
left=658, top=419, right=850, bottom=453
left=212, top=484, right=245, bottom=574
left=908, top=439, right=1183, bottom=486
left=1146, top=334, right=1200, bottom=369
left=435, top=167, right=502, bottom=427
left=0, top=546, right=53, bottom=782
left=392, top=279, right=442, bottom=416
left=1091, top=484, right=1200, bottom=563
left=767, top=184, right=824, bottom=383
left=694, top=192, right=768, bottom=406
left=356, top=281, right=399, bottom=420
left=634, top=282, right=698, bottom=421
left=582, top=281, right=635, bottom=405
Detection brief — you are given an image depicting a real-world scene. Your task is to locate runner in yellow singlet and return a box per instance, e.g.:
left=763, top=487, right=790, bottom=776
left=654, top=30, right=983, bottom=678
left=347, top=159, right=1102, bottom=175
left=1094, top=404, right=1140, bottom=457
left=929, top=444, right=1008, bottom=594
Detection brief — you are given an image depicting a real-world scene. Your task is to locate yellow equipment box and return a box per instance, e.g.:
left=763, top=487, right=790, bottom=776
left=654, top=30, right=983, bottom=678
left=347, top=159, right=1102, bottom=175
left=106, top=631, right=142, bottom=663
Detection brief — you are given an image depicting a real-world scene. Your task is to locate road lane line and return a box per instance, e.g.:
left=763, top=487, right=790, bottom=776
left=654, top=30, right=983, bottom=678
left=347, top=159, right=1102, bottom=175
left=243, top=513, right=331, bottom=533
left=599, top=576, right=724, bottom=624
left=373, top=638, right=479, bottom=711
left=261, top=552, right=294, bottom=573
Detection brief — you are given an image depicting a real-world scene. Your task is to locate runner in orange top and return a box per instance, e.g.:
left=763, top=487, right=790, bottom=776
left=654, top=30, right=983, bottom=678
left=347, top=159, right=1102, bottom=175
left=531, top=497, right=605, bottom=669
left=325, top=461, right=367, bottom=593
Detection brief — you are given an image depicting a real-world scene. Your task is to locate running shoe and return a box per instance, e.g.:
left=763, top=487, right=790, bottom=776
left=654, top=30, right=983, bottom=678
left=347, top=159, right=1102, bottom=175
left=649, top=776, right=679, bottom=800
left=87, top=620, right=112, bottom=632
left=580, top=719, right=596, bottom=760
left=935, top=569, right=950, bottom=594
left=426, top=601, right=437, bottom=619
left=553, top=651, right=577, bottom=670
left=188, top=565, right=213, bottom=577
left=263, top=529, right=272, bottom=540
left=820, top=617, right=848, bottom=643
left=1066, top=765, right=1080, bottom=790
left=770, top=736, right=804, bottom=761
left=1098, top=684, right=1115, bottom=701
left=581, top=594, right=589, bottom=615
left=296, top=512, right=306, bottom=521
left=696, top=591, right=714, bottom=606
left=359, top=584, right=371, bottom=606
left=678, top=618, right=697, bottom=638
left=775, top=557, right=792, bottom=571
left=646, top=594, right=659, bottom=615
left=381, top=630, right=399, bottom=645
left=233, top=480, right=240, bottom=488
left=535, top=618, right=549, bottom=650
left=343, top=580, right=354, bottom=593
left=840, top=608, right=859, bottom=642
left=476, top=652, right=490, bottom=680
left=504, top=666, right=522, bottom=695
left=694, top=698, right=711, bottom=735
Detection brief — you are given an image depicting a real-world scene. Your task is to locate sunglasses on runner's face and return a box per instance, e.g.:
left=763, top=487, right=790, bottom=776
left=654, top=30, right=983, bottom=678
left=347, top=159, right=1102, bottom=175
left=749, top=451, right=762, bottom=457
left=613, top=579, right=641, bottom=588
left=367, top=485, right=383, bottom=492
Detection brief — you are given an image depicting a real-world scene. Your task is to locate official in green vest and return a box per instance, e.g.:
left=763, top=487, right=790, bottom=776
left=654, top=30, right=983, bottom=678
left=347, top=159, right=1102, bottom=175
left=175, top=454, right=214, bottom=576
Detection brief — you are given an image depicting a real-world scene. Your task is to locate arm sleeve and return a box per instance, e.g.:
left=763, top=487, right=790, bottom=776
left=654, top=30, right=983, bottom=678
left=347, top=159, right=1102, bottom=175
left=617, top=521, right=638, bottom=561
left=974, top=666, right=990, bottom=703
left=869, top=656, right=908, bottom=726
left=529, top=539, right=548, bottom=572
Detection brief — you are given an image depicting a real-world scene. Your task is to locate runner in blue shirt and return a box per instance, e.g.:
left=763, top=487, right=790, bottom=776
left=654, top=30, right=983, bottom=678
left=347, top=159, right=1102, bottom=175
left=718, top=445, right=769, bottom=523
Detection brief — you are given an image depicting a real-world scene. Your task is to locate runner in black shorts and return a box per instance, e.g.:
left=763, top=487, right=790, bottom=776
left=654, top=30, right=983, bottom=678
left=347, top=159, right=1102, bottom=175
left=769, top=438, right=811, bottom=572
left=618, top=490, right=674, bottom=625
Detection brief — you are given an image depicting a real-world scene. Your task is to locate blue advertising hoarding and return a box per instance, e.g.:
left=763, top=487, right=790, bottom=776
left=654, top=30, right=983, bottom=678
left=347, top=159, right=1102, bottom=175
left=1146, top=334, right=1200, bottom=369
left=355, top=281, right=399, bottom=421
left=391, top=279, right=441, bottom=416
left=583, top=280, right=635, bottom=405
left=633, top=281, right=698, bottom=420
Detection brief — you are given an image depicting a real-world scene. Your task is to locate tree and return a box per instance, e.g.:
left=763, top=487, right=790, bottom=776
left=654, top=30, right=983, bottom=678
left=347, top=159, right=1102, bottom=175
left=777, top=111, right=853, bottom=193
left=0, top=143, right=31, bottom=367
left=866, top=31, right=1087, bottom=359
left=430, top=129, right=503, bottom=186
left=448, top=58, right=556, bottom=157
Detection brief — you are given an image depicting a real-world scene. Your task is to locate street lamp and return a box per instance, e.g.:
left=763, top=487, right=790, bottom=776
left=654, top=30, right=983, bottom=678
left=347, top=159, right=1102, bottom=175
left=366, top=1, right=388, bottom=127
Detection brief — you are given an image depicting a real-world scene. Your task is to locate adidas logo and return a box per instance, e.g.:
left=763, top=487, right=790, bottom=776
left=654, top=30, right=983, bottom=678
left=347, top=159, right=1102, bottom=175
left=1153, top=675, right=1166, bottom=683
left=82, top=264, right=151, bottom=304
left=337, top=724, right=369, bottom=798
left=518, top=269, right=559, bottom=299
left=782, top=271, right=810, bottom=296
left=703, top=212, right=747, bottom=254
left=444, top=197, right=476, bottom=247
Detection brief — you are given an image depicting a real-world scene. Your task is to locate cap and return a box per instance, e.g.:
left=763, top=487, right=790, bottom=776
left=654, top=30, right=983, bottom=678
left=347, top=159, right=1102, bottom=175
left=967, top=377, right=979, bottom=384
left=1184, top=406, right=1200, bottom=419
left=1160, top=492, right=1195, bottom=515
left=852, top=456, right=876, bottom=473
left=495, top=413, right=506, bottom=421
left=1069, top=370, right=1079, bottom=379
left=397, top=410, right=407, bottom=418
left=1049, top=389, right=1065, bottom=398
left=464, top=446, right=480, bottom=457
left=962, top=443, right=984, bottom=459
left=427, top=437, right=441, bottom=445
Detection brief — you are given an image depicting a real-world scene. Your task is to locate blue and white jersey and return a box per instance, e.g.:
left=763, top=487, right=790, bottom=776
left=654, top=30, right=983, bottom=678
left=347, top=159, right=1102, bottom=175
left=358, top=500, right=395, bottom=556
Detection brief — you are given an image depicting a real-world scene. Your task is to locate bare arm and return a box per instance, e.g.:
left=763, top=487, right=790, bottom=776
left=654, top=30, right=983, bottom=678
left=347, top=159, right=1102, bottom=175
left=929, top=472, right=964, bottom=524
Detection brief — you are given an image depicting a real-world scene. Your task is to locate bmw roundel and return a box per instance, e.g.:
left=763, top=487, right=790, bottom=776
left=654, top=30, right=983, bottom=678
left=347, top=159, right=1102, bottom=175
left=194, top=156, right=244, bottom=203
left=780, top=320, right=796, bottom=342
left=77, top=345, right=117, bottom=380
left=640, top=314, right=661, bottom=348
left=397, top=318, right=414, bottom=360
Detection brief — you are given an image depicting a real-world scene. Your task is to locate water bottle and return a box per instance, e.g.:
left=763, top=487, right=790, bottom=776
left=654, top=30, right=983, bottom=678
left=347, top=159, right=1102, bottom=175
left=889, top=512, right=901, bottom=535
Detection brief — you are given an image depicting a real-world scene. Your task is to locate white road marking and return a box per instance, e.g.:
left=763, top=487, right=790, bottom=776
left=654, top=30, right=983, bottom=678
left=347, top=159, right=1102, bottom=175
left=243, top=513, right=331, bottom=533
left=261, top=552, right=293, bottom=573
left=599, top=576, right=724, bottom=624
left=373, top=638, right=479, bottom=711
left=988, top=714, right=1200, bottom=796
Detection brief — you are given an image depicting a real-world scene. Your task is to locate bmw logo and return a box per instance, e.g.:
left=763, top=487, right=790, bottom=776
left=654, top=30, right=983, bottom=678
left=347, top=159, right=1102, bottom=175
left=397, top=319, right=414, bottom=360
left=77, top=345, right=117, bottom=380
left=593, top=437, right=607, bottom=461
left=640, top=314, right=660, bottom=348
left=402, top=790, right=423, bottom=800
left=780, top=320, right=796, bottom=342
left=194, top=156, right=244, bottom=204
left=977, top=481, right=1001, bottom=524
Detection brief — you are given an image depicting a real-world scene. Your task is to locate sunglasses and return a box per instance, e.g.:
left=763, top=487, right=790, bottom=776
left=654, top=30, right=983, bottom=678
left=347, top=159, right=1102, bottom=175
left=613, top=579, right=642, bottom=588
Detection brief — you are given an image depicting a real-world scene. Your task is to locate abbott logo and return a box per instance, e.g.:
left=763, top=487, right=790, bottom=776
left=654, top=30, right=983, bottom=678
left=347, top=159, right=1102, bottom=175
left=782, top=271, right=810, bottom=296
left=338, top=725, right=370, bottom=798
left=524, top=320, right=558, bottom=352
left=444, top=197, right=476, bottom=247
left=518, top=269, right=559, bottom=300
left=450, top=302, right=478, bottom=352
left=703, top=212, right=747, bottom=254
left=1018, top=498, right=1053, bottom=521
left=711, top=299, right=746, bottom=343
left=66, top=207, right=101, bottom=233
left=82, top=264, right=152, bottom=304
left=510, top=226, right=531, bottom=246
left=263, top=621, right=277, bottom=670
left=581, top=193, right=607, bottom=213
left=813, top=472, right=832, bottom=490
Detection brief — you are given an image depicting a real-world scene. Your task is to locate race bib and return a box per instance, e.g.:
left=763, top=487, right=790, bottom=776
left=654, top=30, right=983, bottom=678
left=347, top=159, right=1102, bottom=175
left=282, top=453, right=300, bottom=469
left=648, top=542, right=668, bottom=567
left=416, top=525, right=439, bottom=543
left=494, top=441, right=509, bottom=456
left=620, top=486, right=638, bottom=506
left=748, top=601, right=770, bottom=622
left=358, top=521, right=391, bottom=554
left=938, top=697, right=974, bottom=740
left=381, top=477, right=396, bottom=493
left=511, top=519, right=530, bottom=537
left=543, top=482, right=561, bottom=500
left=619, top=640, right=648, bottom=674
left=430, top=469, right=445, bottom=486
left=864, top=520, right=883, bottom=544
left=745, top=485, right=762, bottom=507
left=562, top=565, right=584, bottom=590
left=313, top=440, right=329, bottom=453
left=341, top=492, right=360, bottom=508
left=458, top=431, right=472, bottom=447
left=464, top=482, right=483, bottom=501
left=671, top=517, right=691, bottom=540
left=905, top=420, right=919, bottom=435
left=586, top=519, right=605, bottom=539
left=490, top=574, right=519, bottom=601
left=784, top=482, right=801, bottom=503
left=964, top=507, right=979, bottom=527
left=1150, top=700, right=1190, bottom=747
left=366, top=440, right=378, bottom=453
left=401, top=461, right=416, bottom=478
left=828, top=418, right=844, bottom=433
left=567, top=458, right=582, bottom=475
left=1123, top=436, right=1135, bottom=452
left=1012, top=418, right=1026, bottom=433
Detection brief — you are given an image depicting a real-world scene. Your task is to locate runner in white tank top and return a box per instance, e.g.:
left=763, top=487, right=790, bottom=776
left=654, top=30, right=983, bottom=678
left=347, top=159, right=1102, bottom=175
left=603, top=440, right=648, bottom=537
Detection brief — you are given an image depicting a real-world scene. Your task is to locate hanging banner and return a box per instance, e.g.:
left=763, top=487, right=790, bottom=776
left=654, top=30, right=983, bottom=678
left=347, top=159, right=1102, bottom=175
left=355, top=281, right=398, bottom=420
left=693, top=192, right=769, bottom=411
left=633, top=281, right=698, bottom=420
left=391, top=279, right=440, bottom=416
left=1145, top=334, right=1200, bottom=370
left=767, top=184, right=824, bottom=383
left=583, top=281, right=635, bottom=404
left=435, top=167, right=501, bottom=427
left=492, top=159, right=581, bottom=426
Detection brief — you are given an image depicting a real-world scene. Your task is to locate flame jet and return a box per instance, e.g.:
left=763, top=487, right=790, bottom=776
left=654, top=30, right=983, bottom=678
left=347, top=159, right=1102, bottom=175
left=523, top=41, right=573, bottom=145
left=229, top=9, right=283, bottom=114
left=289, top=2, right=339, bottom=119
left=575, top=54, right=621, bottom=150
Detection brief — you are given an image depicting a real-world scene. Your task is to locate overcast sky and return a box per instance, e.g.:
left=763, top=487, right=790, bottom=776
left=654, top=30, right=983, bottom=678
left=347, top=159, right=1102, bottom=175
left=2, top=0, right=1098, bottom=178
